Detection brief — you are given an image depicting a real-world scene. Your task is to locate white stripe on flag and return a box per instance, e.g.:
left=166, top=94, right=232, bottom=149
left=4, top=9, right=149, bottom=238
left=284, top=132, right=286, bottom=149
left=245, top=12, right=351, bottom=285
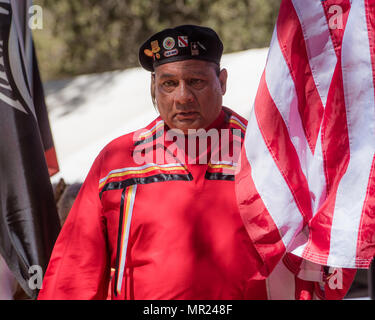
left=266, top=259, right=296, bottom=300
left=328, top=0, right=375, bottom=267
left=265, top=27, right=312, bottom=179
left=292, top=0, right=337, bottom=108
left=307, top=128, right=327, bottom=215
left=245, top=110, right=304, bottom=248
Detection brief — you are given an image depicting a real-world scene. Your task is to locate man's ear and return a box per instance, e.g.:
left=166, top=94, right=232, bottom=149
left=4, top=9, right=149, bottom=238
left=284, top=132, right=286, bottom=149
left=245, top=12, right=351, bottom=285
left=151, top=73, right=156, bottom=108
left=219, top=68, right=228, bottom=95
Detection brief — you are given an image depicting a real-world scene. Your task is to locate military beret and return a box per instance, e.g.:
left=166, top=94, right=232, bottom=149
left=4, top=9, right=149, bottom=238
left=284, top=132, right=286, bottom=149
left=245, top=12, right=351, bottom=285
left=139, top=25, right=223, bottom=72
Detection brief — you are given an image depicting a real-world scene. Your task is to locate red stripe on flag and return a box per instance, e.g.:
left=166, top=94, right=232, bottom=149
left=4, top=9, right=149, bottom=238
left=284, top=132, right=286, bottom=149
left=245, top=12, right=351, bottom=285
left=45, top=147, right=59, bottom=176
left=321, top=0, right=351, bottom=57
left=355, top=0, right=375, bottom=267
left=236, top=147, right=286, bottom=279
left=277, top=0, right=324, bottom=153
left=302, top=60, right=350, bottom=265
left=255, top=72, right=313, bottom=224
left=294, top=276, right=314, bottom=300
left=283, top=252, right=303, bottom=275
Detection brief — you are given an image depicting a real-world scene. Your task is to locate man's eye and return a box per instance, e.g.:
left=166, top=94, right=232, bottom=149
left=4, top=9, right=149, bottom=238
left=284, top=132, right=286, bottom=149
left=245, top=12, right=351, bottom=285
left=163, top=80, right=177, bottom=87
left=189, top=79, right=205, bottom=87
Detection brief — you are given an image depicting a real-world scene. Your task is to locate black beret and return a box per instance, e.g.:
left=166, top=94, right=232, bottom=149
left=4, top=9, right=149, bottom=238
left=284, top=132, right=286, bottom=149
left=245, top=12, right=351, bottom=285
left=139, top=25, right=223, bottom=72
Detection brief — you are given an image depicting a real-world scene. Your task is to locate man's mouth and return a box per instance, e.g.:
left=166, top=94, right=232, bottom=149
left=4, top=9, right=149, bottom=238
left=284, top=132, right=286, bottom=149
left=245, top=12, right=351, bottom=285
left=175, top=112, right=200, bottom=120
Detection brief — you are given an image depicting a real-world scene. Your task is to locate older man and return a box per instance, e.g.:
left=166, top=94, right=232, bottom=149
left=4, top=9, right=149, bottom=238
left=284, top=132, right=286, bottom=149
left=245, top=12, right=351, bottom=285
left=38, top=25, right=269, bottom=300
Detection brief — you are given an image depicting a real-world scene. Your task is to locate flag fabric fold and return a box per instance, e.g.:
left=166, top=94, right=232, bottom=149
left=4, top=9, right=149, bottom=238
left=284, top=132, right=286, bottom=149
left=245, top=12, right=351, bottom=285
left=0, top=0, right=60, bottom=299
left=236, top=0, right=375, bottom=280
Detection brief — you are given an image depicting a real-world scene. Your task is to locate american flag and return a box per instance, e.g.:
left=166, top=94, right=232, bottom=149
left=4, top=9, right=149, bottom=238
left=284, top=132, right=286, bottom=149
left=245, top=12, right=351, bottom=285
left=236, top=0, right=375, bottom=282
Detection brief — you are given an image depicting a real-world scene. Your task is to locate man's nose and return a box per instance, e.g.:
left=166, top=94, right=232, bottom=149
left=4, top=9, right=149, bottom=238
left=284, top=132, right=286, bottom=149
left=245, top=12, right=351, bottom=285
left=175, top=81, right=194, bottom=106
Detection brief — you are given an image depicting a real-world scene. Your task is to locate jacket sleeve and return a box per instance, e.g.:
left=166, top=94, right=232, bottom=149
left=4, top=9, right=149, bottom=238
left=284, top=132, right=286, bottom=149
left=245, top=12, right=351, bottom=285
left=38, top=151, right=110, bottom=300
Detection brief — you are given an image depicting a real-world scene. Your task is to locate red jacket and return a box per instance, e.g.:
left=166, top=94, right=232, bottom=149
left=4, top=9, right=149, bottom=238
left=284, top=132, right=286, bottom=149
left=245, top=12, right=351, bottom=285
left=38, top=107, right=269, bottom=299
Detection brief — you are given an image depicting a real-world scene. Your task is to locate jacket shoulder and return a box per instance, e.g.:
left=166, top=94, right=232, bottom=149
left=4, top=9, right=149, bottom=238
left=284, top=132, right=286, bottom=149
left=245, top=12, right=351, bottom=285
left=222, top=106, right=248, bottom=126
left=222, top=106, right=247, bottom=137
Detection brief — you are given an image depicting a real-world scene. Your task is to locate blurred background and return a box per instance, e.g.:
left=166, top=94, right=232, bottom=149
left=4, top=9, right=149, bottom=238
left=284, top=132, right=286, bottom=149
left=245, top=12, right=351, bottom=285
left=33, top=0, right=280, bottom=80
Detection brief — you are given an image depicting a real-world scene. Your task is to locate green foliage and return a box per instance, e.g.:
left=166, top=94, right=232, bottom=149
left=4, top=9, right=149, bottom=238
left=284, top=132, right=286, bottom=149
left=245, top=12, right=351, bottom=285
left=33, top=0, right=281, bottom=80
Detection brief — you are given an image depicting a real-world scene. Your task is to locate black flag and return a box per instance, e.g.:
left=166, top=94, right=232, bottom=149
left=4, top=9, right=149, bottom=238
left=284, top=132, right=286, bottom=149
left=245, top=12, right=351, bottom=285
left=0, top=0, right=60, bottom=299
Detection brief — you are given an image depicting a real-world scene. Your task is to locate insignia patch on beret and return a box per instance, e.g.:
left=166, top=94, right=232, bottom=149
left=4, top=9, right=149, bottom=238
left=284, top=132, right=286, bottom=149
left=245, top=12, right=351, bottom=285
left=151, top=40, right=160, bottom=53
left=164, top=49, right=179, bottom=57
left=198, top=41, right=207, bottom=51
left=144, top=49, right=153, bottom=57
left=191, top=42, right=199, bottom=56
left=163, top=37, right=175, bottom=50
left=178, top=36, right=188, bottom=47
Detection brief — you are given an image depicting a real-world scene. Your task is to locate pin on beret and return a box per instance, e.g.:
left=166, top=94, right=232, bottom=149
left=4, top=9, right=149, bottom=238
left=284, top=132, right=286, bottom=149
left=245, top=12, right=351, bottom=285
left=139, top=25, right=224, bottom=72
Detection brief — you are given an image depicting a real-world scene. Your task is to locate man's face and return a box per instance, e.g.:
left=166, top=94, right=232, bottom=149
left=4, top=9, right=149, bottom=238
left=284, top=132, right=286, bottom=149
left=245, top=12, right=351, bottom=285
left=152, top=60, right=227, bottom=133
